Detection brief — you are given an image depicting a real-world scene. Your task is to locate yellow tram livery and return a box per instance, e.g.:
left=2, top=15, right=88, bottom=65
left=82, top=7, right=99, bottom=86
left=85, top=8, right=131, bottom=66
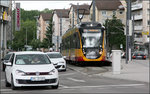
left=61, top=22, right=107, bottom=64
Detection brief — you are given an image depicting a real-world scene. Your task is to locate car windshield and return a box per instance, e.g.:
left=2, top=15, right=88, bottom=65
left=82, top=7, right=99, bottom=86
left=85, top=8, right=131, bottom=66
left=134, top=52, right=145, bottom=55
left=15, top=54, right=51, bottom=65
left=82, top=29, right=103, bottom=48
left=48, top=53, right=62, bottom=58
left=4, top=54, right=11, bottom=60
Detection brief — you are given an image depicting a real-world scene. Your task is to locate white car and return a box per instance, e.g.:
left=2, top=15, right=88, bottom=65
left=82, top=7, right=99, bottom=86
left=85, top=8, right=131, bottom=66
left=47, top=52, right=66, bottom=71
left=5, top=51, right=59, bottom=90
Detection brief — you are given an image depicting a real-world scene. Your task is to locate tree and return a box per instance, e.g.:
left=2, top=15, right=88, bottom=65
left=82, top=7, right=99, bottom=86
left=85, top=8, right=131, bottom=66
left=11, top=19, right=36, bottom=50
left=41, top=16, right=53, bottom=48
left=30, top=39, right=41, bottom=50
left=104, top=15, right=126, bottom=52
left=42, top=8, right=52, bottom=13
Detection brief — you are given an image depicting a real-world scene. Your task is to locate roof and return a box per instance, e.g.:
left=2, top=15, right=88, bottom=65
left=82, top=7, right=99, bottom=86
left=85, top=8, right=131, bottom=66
left=90, top=0, right=124, bottom=10
left=70, top=4, right=90, bottom=15
left=46, top=52, right=61, bottom=54
left=40, top=13, right=53, bottom=21
left=54, top=9, right=69, bottom=18
left=14, top=51, right=45, bottom=55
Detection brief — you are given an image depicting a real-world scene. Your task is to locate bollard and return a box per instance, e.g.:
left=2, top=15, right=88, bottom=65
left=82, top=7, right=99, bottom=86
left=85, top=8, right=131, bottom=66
left=112, top=50, right=121, bottom=74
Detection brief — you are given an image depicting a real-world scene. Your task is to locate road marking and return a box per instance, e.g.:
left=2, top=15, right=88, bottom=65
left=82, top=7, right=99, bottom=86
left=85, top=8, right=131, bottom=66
left=59, top=73, right=76, bottom=76
left=1, top=79, right=5, bottom=82
left=67, top=77, right=85, bottom=82
left=0, top=89, right=12, bottom=92
left=62, top=84, right=145, bottom=89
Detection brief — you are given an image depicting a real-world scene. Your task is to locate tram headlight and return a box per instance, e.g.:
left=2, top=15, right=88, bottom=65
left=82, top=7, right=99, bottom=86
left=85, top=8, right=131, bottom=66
left=99, top=51, right=103, bottom=55
left=82, top=49, right=86, bottom=54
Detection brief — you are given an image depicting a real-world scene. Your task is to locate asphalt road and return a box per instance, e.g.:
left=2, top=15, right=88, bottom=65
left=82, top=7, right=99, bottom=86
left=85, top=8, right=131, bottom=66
left=0, top=60, right=149, bottom=94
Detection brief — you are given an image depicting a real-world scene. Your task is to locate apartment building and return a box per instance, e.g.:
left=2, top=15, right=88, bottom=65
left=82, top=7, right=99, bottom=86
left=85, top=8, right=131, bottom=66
left=52, top=9, right=70, bottom=51
left=38, top=13, right=53, bottom=42
left=131, top=0, right=150, bottom=53
left=90, top=0, right=126, bottom=26
left=0, top=0, right=11, bottom=58
left=69, top=4, right=90, bottom=27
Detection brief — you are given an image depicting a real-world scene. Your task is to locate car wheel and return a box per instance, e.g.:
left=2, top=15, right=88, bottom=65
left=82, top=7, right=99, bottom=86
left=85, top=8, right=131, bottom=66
left=11, top=75, right=17, bottom=90
left=51, top=82, right=59, bottom=89
left=5, top=74, right=11, bottom=87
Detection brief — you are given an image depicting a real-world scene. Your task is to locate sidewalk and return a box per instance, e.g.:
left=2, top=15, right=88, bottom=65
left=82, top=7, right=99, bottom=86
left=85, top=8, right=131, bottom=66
left=99, top=59, right=149, bottom=83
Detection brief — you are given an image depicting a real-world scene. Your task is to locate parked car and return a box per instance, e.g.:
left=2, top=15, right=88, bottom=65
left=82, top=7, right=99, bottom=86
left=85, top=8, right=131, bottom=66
left=1, top=52, right=13, bottom=71
left=5, top=51, right=59, bottom=90
left=47, top=52, right=66, bottom=71
left=132, top=51, right=146, bottom=60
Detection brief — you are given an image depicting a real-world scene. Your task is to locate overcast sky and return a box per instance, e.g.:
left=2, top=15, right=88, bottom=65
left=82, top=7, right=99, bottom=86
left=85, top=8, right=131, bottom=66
left=14, top=1, right=92, bottom=11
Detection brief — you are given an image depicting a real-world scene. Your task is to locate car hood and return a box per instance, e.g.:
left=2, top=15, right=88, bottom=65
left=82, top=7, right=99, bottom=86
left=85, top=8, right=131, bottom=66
left=14, top=64, right=55, bottom=72
left=50, top=58, right=65, bottom=64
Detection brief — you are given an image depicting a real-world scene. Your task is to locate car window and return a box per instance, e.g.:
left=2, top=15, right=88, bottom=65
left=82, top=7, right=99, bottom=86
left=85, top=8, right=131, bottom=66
left=15, top=54, right=51, bottom=65
left=10, top=54, right=15, bottom=65
left=134, top=52, right=145, bottom=55
left=4, top=54, right=12, bottom=60
left=48, top=53, right=62, bottom=58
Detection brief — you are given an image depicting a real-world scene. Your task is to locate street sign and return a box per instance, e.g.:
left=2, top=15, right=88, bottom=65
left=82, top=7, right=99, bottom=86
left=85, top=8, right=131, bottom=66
left=142, top=31, right=149, bottom=35
left=15, top=3, right=21, bottom=31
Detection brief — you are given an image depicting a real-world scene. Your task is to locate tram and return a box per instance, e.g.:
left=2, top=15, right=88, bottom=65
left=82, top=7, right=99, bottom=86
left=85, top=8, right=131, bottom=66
left=61, top=22, right=107, bottom=64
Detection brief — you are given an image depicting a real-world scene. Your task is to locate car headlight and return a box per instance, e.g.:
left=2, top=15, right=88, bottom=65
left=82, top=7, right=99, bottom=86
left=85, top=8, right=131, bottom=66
left=16, top=70, right=26, bottom=76
left=49, top=69, right=56, bottom=75
left=59, top=61, right=64, bottom=63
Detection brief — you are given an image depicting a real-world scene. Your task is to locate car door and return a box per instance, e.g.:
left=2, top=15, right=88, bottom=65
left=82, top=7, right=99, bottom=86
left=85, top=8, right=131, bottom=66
left=5, top=53, right=15, bottom=83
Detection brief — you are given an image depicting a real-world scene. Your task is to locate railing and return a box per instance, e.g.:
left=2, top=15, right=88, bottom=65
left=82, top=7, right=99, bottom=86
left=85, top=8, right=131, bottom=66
left=132, top=3, right=142, bottom=11
left=133, top=14, right=142, bottom=20
left=134, top=26, right=143, bottom=30
left=134, top=37, right=143, bottom=42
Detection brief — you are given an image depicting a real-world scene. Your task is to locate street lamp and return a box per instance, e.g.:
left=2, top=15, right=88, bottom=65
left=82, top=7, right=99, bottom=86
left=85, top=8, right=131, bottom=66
left=77, top=9, right=86, bottom=23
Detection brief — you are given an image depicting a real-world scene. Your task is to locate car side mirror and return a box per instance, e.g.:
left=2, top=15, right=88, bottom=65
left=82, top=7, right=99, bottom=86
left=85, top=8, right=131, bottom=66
left=1, top=58, right=4, bottom=61
left=63, top=56, right=66, bottom=59
left=5, top=62, right=12, bottom=66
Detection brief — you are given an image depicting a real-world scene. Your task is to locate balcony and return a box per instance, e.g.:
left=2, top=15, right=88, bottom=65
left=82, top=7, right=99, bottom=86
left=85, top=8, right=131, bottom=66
left=133, top=15, right=142, bottom=20
left=134, top=37, right=143, bottom=43
left=134, top=26, right=143, bottom=31
left=132, top=3, right=142, bottom=11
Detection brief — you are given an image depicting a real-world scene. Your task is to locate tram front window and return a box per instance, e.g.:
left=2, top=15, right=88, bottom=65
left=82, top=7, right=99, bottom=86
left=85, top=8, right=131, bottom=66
left=81, top=29, right=103, bottom=59
left=82, top=32, right=102, bottom=48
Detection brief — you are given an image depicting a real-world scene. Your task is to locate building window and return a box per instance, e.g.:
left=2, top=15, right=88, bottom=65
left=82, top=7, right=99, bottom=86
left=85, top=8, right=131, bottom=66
left=120, top=11, right=123, bottom=14
left=102, top=11, right=107, bottom=16
left=148, top=20, right=150, bottom=26
left=113, top=11, right=116, bottom=15
left=45, top=21, right=49, bottom=24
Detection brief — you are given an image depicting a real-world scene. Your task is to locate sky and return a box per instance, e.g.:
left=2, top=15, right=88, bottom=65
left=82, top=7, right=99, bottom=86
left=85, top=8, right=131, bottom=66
left=14, top=1, right=92, bottom=11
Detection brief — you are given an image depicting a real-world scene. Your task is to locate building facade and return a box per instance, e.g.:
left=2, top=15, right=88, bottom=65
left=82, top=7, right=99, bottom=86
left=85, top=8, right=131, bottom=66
left=131, top=0, right=150, bottom=54
left=90, top=0, right=126, bottom=26
left=52, top=9, right=70, bottom=51
left=38, top=13, right=52, bottom=42
left=69, top=4, right=90, bottom=27
left=0, top=0, right=11, bottom=59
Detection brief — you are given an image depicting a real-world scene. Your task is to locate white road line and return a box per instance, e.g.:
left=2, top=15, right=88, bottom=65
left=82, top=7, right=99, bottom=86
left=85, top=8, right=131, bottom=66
left=67, top=77, right=85, bottom=82
left=0, top=89, right=12, bottom=92
left=1, top=79, right=5, bottom=82
left=59, top=73, right=76, bottom=76
left=62, top=84, right=145, bottom=89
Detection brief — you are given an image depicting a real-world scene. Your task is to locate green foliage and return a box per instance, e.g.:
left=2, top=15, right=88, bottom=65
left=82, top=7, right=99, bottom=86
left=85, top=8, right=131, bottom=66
left=11, top=19, right=36, bottom=50
left=42, top=8, right=52, bottom=13
left=21, top=9, right=40, bottom=21
left=10, top=8, right=53, bottom=50
left=104, top=15, right=126, bottom=52
left=30, top=39, right=41, bottom=50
